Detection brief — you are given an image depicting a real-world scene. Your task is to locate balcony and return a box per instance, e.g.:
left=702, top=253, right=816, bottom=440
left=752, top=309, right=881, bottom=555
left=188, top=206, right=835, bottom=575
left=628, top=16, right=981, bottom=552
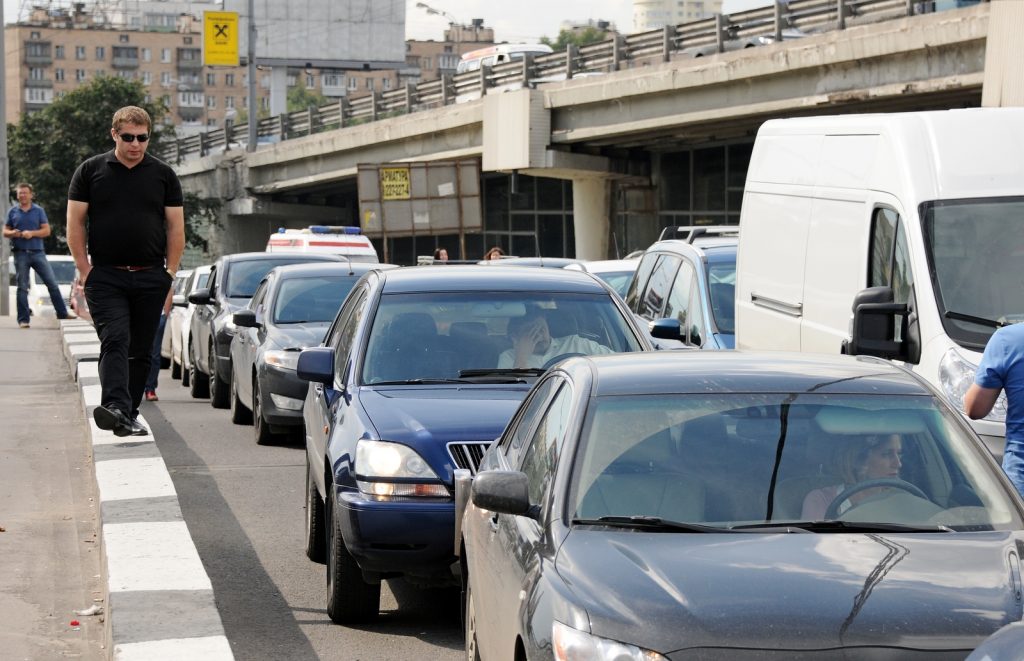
left=177, top=106, right=203, bottom=121
left=25, top=53, right=52, bottom=66
left=177, top=48, right=202, bottom=70
left=24, top=78, right=54, bottom=89
left=112, top=55, right=139, bottom=69
left=24, top=41, right=52, bottom=65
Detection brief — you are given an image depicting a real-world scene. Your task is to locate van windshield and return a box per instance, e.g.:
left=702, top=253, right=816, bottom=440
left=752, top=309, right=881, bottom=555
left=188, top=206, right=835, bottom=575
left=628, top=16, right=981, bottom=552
left=922, top=197, right=1024, bottom=350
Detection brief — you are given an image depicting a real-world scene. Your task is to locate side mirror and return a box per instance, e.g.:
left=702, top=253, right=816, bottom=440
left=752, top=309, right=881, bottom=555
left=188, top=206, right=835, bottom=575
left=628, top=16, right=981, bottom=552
left=296, top=347, right=335, bottom=386
left=172, top=294, right=187, bottom=308
left=847, top=286, right=906, bottom=359
left=471, top=470, right=535, bottom=518
left=188, top=288, right=211, bottom=305
left=649, top=318, right=684, bottom=341
left=233, top=309, right=258, bottom=328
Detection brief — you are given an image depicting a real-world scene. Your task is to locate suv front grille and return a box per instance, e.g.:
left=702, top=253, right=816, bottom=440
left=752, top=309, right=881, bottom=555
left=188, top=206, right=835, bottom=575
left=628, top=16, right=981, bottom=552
left=447, top=441, right=493, bottom=475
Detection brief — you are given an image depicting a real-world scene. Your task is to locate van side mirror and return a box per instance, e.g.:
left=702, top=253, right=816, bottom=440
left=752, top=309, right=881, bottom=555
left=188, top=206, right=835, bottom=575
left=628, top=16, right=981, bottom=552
left=233, top=310, right=258, bottom=328
left=847, top=286, right=907, bottom=359
left=188, top=288, right=211, bottom=305
left=296, top=347, right=335, bottom=386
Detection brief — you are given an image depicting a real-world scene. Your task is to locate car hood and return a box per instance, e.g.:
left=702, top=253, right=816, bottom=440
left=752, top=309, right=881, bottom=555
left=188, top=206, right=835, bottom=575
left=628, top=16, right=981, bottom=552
left=358, top=386, right=528, bottom=466
left=267, top=322, right=330, bottom=349
left=555, top=531, right=1023, bottom=655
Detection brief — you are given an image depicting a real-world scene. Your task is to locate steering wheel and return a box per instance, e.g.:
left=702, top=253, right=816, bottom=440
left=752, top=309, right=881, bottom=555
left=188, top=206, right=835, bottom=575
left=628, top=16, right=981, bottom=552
left=824, top=478, right=929, bottom=520
left=541, top=352, right=586, bottom=370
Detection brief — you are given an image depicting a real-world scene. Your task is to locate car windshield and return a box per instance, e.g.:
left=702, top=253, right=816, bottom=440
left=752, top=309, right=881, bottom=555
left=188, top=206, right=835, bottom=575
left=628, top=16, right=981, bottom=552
left=595, top=271, right=634, bottom=298
left=48, top=261, right=77, bottom=284
left=225, top=259, right=322, bottom=298
left=273, top=275, right=358, bottom=324
left=361, top=292, right=643, bottom=384
left=706, top=258, right=736, bottom=335
left=923, top=197, right=1024, bottom=349
left=570, top=393, right=1020, bottom=531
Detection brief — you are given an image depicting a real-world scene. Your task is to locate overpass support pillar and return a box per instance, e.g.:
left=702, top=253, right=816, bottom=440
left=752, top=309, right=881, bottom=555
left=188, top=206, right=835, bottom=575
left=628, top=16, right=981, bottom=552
left=571, top=178, right=610, bottom=261
left=982, top=0, right=1024, bottom=107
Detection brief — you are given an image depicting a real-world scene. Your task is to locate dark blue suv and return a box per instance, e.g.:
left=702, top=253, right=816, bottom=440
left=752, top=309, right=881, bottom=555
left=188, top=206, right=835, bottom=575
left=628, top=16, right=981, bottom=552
left=296, top=266, right=650, bottom=623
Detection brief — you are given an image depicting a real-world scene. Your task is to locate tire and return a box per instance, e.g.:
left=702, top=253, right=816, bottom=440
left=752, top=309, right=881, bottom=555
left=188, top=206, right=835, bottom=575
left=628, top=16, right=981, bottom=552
left=209, top=343, right=230, bottom=409
left=326, top=492, right=380, bottom=623
left=188, top=341, right=209, bottom=398
left=170, top=356, right=181, bottom=380
left=253, top=380, right=278, bottom=445
left=305, top=452, right=326, bottom=563
left=230, top=375, right=253, bottom=425
left=464, top=572, right=481, bottom=661
left=180, top=347, right=190, bottom=387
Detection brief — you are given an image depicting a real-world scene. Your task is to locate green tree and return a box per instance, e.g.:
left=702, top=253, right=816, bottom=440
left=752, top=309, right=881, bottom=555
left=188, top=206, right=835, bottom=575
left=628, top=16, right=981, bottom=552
left=540, top=27, right=609, bottom=52
left=287, top=85, right=329, bottom=113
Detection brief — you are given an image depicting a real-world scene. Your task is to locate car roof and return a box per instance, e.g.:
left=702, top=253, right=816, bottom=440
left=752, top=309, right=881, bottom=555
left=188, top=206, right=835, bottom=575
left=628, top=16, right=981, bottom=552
left=378, top=265, right=611, bottom=294
left=218, top=251, right=344, bottom=264
left=269, top=262, right=396, bottom=279
left=648, top=237, right=739, bottom=256
left=565, top=259, right=639, bottom=274
left=478, top=257, right=583, bottom=268
left=572, top=352, right=932, bottom=397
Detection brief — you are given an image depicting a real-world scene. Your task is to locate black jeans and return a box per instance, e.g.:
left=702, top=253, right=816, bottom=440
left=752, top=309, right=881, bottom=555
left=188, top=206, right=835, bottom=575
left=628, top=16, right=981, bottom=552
left=84, top=266, right=173, bottom=418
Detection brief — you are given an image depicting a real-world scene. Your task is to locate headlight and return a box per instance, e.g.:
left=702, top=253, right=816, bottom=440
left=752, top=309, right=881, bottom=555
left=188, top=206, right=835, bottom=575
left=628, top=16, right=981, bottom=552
left=355, top=440, right=448, bottom=498
left=939, top=348, right=1007, bottom=423
left=552, top=621, right=667, bottom=661
left=264, top=350, right=299, bottom=370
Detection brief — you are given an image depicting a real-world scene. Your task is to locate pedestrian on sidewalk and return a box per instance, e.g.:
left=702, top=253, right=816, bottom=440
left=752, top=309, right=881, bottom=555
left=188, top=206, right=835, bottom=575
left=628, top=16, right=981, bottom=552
left=144, top=288, right=174, bottom=402
left=67, top=105, right=185, bottom=437
left=966, top=323, right=1024, bottom=498
left=3, top=183, right=76, bottom=327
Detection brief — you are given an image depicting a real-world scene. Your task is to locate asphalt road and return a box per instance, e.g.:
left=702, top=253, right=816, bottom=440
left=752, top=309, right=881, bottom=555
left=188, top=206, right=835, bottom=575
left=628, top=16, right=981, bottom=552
left=143, top=367, right=464, bottom=661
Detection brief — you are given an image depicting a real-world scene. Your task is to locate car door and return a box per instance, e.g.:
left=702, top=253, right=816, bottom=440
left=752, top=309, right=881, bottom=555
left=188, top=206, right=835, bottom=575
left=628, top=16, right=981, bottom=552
left=307, top=285, right=369, bottom=495
left=472, top=376, right=565, bottom=660
left=662, top=258, right=708, bottom=349
left=236, top=278, right=270, bottom=407
left=193, top=264, right=218, bottom=371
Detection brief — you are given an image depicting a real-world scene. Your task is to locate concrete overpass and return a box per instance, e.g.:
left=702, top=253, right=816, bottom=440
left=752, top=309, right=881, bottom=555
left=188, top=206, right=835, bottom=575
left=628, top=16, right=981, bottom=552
left=176, top=1, right=1020, bottom=261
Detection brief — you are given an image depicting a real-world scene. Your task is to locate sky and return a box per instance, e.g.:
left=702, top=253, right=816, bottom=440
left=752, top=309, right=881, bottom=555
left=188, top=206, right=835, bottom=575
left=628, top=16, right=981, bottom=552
left=5, top=0, right=773, bottom=43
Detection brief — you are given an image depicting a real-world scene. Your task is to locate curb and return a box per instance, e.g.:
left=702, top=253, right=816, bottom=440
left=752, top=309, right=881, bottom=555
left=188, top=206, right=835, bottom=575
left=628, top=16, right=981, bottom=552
left=59, top=320, right=234, bottom=661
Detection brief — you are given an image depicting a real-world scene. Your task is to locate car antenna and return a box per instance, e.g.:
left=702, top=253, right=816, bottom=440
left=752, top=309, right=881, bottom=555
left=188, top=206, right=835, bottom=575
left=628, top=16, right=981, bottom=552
left=342, top=255, right=353, bottom=276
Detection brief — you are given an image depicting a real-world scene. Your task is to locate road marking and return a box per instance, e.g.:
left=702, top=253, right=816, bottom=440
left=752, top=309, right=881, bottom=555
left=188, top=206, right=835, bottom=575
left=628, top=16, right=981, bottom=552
left=105, top=521, right=213, bottom=592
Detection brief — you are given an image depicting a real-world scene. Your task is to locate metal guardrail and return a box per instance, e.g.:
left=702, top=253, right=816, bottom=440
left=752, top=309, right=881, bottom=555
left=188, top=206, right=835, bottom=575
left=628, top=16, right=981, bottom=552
left=159, top=0, right=982, bottom=162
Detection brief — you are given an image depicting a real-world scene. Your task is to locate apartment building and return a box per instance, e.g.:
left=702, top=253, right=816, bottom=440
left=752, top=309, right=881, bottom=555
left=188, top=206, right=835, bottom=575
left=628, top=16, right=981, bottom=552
left=633, top=0, right=723, bottom=32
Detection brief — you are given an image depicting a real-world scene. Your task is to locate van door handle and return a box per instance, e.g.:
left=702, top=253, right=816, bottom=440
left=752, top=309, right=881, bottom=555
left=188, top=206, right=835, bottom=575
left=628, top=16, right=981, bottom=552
left=750, top=292, right=803, bottom=317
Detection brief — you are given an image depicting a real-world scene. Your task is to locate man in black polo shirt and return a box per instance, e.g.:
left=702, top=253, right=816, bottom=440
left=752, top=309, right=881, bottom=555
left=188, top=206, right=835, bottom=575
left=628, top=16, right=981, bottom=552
left=67, top=106, right=185, bottom=437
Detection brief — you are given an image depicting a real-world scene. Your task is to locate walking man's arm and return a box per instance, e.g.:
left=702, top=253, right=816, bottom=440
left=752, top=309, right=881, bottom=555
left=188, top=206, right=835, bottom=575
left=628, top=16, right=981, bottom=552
left=164, top=206, right=185, bottom=275
left=67, top=200, right=91, bottom=282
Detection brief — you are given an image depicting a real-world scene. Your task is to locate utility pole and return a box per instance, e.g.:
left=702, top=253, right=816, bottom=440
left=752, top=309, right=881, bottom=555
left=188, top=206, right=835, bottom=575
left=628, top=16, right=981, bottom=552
left=246, top=0, right=257, bottom=152
left=1, top=20, right=10, bottom=317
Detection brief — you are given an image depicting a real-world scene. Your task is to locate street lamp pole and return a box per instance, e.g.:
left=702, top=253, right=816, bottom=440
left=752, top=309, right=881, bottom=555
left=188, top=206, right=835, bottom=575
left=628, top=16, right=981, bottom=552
left=246, top=0, right=257, bottom=152
left=0, top=22, right=10, bottom=316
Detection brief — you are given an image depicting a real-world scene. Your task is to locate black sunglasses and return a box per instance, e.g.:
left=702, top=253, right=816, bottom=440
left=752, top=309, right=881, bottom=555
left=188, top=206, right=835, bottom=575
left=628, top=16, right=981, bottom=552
left=118, top=132, right=149, bottom=143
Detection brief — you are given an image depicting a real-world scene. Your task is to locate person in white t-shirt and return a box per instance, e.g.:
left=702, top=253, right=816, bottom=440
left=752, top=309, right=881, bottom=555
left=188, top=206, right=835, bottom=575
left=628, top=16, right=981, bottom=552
left=498, top=307, right=611, bottom=369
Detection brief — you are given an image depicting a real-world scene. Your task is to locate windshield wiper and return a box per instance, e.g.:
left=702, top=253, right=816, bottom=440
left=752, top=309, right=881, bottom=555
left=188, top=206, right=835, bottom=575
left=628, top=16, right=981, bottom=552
left=572, top=515, right=732, bottom=533
left=460, top=368, right=545, bottom=377
left=731, top=520, right=953, bottom=533
left=944, top=310, right=1011, bottom=329
left=372, top=378, right=475, bottom=385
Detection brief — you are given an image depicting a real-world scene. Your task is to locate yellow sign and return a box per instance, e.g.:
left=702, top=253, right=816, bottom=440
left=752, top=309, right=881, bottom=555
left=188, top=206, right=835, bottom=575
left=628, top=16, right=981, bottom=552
left=203, top=11, right=239, bottom=67
left=380, top=167, right=411, bottom=201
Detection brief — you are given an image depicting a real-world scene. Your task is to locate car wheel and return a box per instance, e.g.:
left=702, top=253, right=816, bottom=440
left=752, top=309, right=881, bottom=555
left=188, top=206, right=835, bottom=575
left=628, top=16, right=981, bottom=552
left=209, top=342, right=230, bottom=409
left=170, top=355, right=181, bottom=380
left=253, top=380, right=277, bottom=445
left=230, top=375, right=253, bottom=425
left=188, top=341, right=209, bottom=398
left=180, top=346, right=191, bottom=387
left=305, top=451, right=326, bottom=563
left=326, top=492, right=380, bottom=623
left=464, top=572, right=481, bottom=661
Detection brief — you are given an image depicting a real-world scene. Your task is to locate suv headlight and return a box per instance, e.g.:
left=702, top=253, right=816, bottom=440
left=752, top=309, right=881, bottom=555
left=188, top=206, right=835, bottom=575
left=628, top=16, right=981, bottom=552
left=355, top=440, right=448, bottom=498
left=264, top=350, right=299, bottom=370
left=939, top=348, right=1007, bottom=423
left=553, top=621, right=667, bottom=661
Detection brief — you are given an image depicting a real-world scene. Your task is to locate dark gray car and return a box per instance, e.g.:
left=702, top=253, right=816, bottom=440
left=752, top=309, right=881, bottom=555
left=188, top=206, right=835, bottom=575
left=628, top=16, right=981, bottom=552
left=458, top=351, right=1024, bottom=660
left=228, top=261, right=395, bottom=444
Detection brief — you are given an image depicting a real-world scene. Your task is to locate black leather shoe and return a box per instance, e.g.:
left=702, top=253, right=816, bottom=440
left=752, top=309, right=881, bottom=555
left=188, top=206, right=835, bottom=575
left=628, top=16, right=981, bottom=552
left=93, top=405, right=134, bottom=437
left=128, top=418, right=149, bottom=437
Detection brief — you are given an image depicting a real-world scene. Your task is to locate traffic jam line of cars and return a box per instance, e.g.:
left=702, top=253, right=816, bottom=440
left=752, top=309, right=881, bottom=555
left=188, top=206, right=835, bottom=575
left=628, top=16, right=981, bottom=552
left=155, top=109, right=1024, bottom=659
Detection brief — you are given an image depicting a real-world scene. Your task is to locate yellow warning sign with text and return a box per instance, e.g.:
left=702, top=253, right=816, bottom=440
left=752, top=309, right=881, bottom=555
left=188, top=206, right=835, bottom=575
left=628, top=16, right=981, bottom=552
left=204, top=11, right=239, bottom=67
left=380, top=167, right=411, bottom=201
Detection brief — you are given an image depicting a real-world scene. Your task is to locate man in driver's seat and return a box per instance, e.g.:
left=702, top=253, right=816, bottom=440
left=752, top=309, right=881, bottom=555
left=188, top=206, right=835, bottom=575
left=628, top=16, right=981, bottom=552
left=498, top=306, right=611, bottom=369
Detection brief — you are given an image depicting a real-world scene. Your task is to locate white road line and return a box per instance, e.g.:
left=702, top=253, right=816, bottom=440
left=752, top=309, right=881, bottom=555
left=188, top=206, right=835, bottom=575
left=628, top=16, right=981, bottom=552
left=114, top=636, right=234, bottom=661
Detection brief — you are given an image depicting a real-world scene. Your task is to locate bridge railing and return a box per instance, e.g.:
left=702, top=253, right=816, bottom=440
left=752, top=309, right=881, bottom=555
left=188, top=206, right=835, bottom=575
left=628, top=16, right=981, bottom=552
left=159, top=0, right=982, bottom=162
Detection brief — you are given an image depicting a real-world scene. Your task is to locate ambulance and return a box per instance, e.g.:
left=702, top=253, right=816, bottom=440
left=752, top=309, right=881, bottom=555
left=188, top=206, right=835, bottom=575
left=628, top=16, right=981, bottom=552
left=265, top=226, right=379, bottom=263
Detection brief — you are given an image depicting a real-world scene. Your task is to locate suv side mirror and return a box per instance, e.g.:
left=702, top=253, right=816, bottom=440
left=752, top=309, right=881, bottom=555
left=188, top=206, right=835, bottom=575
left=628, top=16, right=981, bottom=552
left=188, top=288, right=211, bottom=305
left=649, top=318, right=684, bottom=341
left=233, top=309, right=258, bottom=328
left=847, top=286, right=907, bottom=359
left=471, top=471, right=536, bottom=519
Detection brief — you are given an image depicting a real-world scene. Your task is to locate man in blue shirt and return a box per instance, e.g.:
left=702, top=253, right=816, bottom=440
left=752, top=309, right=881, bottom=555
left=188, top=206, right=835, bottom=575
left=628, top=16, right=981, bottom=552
left=966, top=323, right=1024, bottom=497
left=3, top=183, right=73, bottom=328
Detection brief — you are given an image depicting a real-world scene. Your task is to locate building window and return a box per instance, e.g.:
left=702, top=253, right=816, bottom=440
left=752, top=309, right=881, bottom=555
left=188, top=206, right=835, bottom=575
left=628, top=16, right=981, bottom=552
left=422, top=57, right=431, bottom=70
left=161, top=48, right=171, bottom=63
left=30, top=31, right=40, bottom=39
left=366, top=78, right=374, bottom=90
left=260, top=97, right=269, bottom=111
left=76, top=46, right=86, bottom=60
left=55, top=68, right=65, bottom=81
left=206, top=73, right=216, bottom=85
left=183, top=37, right=193, bottom=44
left=444, top=45, right=453, bottom=53
left=144, top=93, right=151, bottom=102
left=142, top=71, right=152, bottom=84
left=225, top=73, right=235, bottom=86
left=347, top=77, right=358, bottom=90
left=286, top=73, right=297, bottom=87
left=29, top=67, right=45, bottom=80
left=55, top=45, right=64, bottom=59
left=76, top=69, right=87, bottom=81
left=207, top=118, right=218, bottom=127
left=323, top=72, right=343, bottom=87
left=26, top=42, right=49, bottom=57
left=95, top=46, right=105, bottom=60
left=161, top=94, right=171, bottom=106
left=207, top=95, right=216, bottom=108
left=306, top=73, right=315, bottom=89
left=119, top=34, right=129, bottom=43
left=225, top=96, right=235, bottom=108
left=161, top=71, right=171, bottom=85
left=142, top=47, right=151, bottom=62
left=242, top=96, right=247, bottom=107
left=382, top=78, right=391, bottom=90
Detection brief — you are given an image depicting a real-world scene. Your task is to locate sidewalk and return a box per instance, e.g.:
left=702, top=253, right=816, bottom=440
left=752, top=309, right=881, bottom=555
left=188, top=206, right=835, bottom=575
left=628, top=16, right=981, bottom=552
left=0, top=314, right=105, bottom=660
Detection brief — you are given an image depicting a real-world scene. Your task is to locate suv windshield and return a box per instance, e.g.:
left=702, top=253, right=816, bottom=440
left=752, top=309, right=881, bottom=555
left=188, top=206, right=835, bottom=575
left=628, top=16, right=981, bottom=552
left=571, top=392, right=1021, bottom=531
left=361, top=292, right=643, bottom=384
left=923, top=197, right=1024, bottom=349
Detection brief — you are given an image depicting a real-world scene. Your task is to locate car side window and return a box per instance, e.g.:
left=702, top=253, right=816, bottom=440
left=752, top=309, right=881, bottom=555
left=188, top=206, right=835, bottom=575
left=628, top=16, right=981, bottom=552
left=664, top=260, right=695, bottom=326
left=500, top=377, right=560, bottom=466
left=207, top=266, right=219, bottom=297
left=331, top=289, right=368, bottom=381
left=869, top=208, right=915, bottom=341
left=519, top=383, right=572, bottom=504
left=249, top=280, right=268, bottom=322
left=625, top=252, right=658, bottom=313
left=641, top=254, right=681, bottom=321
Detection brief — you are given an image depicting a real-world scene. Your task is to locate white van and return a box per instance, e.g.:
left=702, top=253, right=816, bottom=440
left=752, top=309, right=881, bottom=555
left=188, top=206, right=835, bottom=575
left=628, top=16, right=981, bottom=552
left=265, top=226, right=379, bottom=263
left=455, top=44, right=553, bottom=74
left=735, top=108, right=1024, bottom=457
